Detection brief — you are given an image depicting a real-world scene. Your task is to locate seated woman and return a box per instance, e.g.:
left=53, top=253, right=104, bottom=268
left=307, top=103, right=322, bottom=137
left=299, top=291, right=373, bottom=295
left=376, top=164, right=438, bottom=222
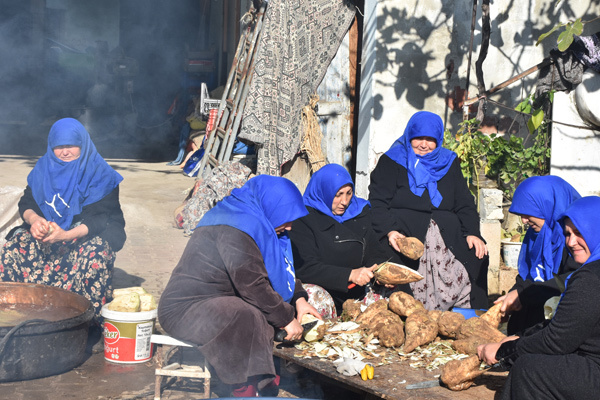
left=157, top=175, right=321, bottom=398
left=368, top=111, right=488, bottom=310
left=478, top=196, right=600, bottom=400
left=496, top=175, right=581, bottom=334
left=0, top=118, right=126, bottom=322
left=290, top=164, right=389, bottom=317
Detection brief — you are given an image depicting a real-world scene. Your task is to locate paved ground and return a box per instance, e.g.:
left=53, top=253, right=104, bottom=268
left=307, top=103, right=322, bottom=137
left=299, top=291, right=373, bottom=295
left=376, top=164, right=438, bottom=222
left=0, top=134, right=346, bottom=399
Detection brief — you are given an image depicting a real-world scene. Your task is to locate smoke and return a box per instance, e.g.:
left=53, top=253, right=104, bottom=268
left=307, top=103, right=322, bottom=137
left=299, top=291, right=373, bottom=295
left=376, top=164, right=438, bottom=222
left=0, top=0, right=212, bottom=161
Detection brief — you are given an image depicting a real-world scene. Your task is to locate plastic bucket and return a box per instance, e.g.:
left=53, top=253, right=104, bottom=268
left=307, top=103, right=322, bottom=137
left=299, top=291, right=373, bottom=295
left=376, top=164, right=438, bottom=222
left=502, top=240, right=522, bottom=269
left=101, top=305, right=157, bottom=364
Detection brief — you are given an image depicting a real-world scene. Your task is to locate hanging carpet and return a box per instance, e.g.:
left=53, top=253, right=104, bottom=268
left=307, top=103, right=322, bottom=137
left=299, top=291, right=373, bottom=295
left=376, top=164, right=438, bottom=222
left=239, top=0, right=355, bottom=175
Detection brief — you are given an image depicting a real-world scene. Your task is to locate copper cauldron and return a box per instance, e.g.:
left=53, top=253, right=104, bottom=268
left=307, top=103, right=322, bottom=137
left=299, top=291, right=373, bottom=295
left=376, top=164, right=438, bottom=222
left=0, top=282, right=94, bottom=382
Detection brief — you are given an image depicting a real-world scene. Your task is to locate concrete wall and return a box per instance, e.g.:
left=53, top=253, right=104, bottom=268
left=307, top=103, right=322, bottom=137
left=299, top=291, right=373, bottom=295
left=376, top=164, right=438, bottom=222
left=356, top=0, right=600, bottom=197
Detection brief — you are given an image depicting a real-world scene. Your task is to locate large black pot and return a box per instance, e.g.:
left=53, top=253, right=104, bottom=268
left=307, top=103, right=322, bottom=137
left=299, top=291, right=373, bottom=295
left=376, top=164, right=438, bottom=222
left=0, top=282, right=94, bottom=382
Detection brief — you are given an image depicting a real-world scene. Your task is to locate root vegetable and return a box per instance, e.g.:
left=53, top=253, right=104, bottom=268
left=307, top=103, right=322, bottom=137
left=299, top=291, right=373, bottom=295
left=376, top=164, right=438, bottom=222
left=437, top=311, right=465, bottom=338
left=457, top=317, right=506, bottom=343
left=441, top=355, right=486, bottom=391
left=428, top=310, right=442, bottom=323
left=396, top=237, right=424, bottom=260
left=378, top=320, right=405, bottom=347
left=452, top=336, right=490, bottom=355
left=403, top=310, right=438, bottom=352
left=356, top=299, right=388, bottom=325
left=341, top=299, right=362, bottom=321
left=479, top=303, right=502, bottom=329
left=373, top=262, right=423, bottom=285
left=388, top=291, right=425, bottom=317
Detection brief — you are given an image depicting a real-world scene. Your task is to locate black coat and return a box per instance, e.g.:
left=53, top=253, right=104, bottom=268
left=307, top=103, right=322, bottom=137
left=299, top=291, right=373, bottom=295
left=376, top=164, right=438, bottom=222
left=496, top=260, right=600, bottom=399
left=506, top=247, right=580, bottom=334
left=368, top=154, right=489, bottom=308
left=290, top=205, right=388, bottom=312
left=16, top=185, right=126, bottom=252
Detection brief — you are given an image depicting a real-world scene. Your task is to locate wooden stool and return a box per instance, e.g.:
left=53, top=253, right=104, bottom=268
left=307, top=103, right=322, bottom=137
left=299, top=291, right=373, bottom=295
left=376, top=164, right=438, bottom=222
left=151, top=334, right=211, bottom=400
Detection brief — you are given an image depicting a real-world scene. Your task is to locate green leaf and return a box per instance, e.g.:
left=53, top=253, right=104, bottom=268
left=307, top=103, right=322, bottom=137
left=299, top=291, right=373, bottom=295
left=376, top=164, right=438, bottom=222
left=557, top=20, right=584, bottom=52
left=537, top=25, right=560, bottom=46
left=515, top=98, right=532, bottom=114
left=531, top=109, right=544, bottom=130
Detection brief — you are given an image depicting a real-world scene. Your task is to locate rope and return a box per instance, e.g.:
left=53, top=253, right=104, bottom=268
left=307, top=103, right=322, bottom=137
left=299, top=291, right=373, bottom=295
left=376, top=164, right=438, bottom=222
left=300, top=94, right=327, bottom=172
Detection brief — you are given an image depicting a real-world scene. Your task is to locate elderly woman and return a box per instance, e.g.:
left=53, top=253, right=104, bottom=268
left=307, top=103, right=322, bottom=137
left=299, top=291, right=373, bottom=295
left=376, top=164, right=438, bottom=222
left=158, top=175, right=321, bottom=398
left=478, top=196, right=600, bottom=400
left=0, top=118, right=126, bottom=321
left=496, top=175, right=581, bottom=334
left=290, top=164, right=388, bottom=317
left=368, top=111, right=488, bottom=310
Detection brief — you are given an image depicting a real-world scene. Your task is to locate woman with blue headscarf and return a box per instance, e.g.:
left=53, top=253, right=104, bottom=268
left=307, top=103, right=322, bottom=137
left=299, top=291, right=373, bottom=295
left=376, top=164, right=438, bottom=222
left=496, top=176, right=581, bottom=334
left=369, top=111, right=488, bottom=310
left=289, top=164, right=388, bottom=317
left=478, top=196, right=600, bottom=399
left=1, top=118, right=125, bottom=322
left=158, top=175, right=321, bottom=398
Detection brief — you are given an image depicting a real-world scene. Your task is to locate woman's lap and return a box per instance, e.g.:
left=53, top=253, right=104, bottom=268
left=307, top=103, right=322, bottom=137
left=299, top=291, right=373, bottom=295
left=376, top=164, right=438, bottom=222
left=0, top=229, right=115, bottom=320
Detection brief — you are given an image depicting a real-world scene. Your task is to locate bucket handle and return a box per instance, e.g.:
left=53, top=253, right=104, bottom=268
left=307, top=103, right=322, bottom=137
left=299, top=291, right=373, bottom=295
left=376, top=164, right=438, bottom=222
left=0, top=319, right=49, bottom=358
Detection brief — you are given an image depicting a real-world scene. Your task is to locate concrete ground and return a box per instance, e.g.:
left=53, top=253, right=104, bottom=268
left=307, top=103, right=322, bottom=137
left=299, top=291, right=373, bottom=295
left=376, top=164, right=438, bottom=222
left=0, top=123, right=352, bottom=399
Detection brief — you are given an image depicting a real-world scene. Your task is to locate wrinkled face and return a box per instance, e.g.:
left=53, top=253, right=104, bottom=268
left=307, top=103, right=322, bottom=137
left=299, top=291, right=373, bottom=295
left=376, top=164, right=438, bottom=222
left=410, top=136, right=437, bottom=156
left=520, top=214, right=545, bottom=233
left=275, top=222, right=293, bottom=235
left=53, top=145, right=81, bottom=162
left=331, top=184, right=353, bottom=216
left=564, top=218, right=590, bottom=264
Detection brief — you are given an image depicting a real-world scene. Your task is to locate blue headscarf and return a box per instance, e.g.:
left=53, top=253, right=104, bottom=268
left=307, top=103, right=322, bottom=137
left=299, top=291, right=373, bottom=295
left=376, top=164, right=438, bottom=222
left=27, top=118, right=123, bottom=230
left=196, top=175, right=308, bottom=302
left=303, top=164, right=370, bottom=223
left=385, top=111, right=456, bottom=207
left=510, top=176, right=581, bottom=282
left=558, top=196, right=600, bottom=298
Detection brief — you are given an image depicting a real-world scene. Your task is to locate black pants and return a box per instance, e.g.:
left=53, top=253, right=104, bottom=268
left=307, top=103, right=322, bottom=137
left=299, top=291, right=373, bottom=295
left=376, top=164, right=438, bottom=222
left=501, top=353, right=600, bottom=399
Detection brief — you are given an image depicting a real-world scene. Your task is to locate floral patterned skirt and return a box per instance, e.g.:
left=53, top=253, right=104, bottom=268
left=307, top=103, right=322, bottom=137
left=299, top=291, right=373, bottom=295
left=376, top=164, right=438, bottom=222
left=0, top=229, right=115, bottom=322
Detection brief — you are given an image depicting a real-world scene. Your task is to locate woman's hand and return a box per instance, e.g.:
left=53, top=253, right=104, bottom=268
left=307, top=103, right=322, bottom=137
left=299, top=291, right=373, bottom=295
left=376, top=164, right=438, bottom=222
left=295, top=297, right=322, bottom=324
left=349, top=265, right=378, bottom=287
left=29, top=218, right=51, bottom=241
left=282, top=318, right=304, bottom=341
left=477, top=335, right=519, bottom=365
left=466, top=235, right=488, bottom=259
left=477, top=342, right=501, bottom=365
left=495, top=290, right=522, bottom=315
left=42, top=222, right=89, bottom=244
left=387, top=231, right=405, bottom=253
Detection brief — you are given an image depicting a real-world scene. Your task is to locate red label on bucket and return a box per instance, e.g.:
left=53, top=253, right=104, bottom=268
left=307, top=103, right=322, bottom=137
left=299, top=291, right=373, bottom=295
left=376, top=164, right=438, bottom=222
left=103, top=319, right=154, bottom=364
left=103, top=322, right=120, bottom=345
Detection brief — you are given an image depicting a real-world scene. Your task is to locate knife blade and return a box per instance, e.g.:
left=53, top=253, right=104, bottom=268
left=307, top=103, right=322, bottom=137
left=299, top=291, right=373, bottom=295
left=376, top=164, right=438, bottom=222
left=274, top=320, right=319, bottom=343
left=405, top=379, right=441, bottom=389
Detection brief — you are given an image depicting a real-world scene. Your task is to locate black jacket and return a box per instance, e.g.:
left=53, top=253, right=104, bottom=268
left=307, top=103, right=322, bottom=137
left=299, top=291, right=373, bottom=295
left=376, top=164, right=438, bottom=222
left=368, top=154, right=489, bottom=308
left=290, top=205, right=388, bottom=311
left=15, top=185, right=126, bottom=252
left=506, top=247, right=580, bottom=334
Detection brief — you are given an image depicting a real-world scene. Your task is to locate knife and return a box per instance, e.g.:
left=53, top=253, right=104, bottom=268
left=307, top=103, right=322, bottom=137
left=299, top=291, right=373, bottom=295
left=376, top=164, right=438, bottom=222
left=274, top=320, right=319, bottom=343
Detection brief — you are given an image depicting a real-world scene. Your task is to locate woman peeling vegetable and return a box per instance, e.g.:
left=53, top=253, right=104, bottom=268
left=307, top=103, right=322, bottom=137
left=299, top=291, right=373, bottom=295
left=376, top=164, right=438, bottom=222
left=495, top=175, right=581, bottom=335
left=478, top=196, right=600, bottom=399
left=157, top=176, right=321, bottom=398
left=290, top=164, right=389, bottom=317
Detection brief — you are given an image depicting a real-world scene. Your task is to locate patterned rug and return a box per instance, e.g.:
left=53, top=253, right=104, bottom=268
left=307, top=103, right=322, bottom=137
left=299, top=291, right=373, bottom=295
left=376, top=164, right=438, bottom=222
left=239, top=0, right=355, bottom=175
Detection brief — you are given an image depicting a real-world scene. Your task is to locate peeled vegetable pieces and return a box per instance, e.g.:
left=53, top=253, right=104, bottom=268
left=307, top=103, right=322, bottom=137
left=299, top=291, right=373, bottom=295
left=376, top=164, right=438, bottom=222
left=441, top=355, right=486, bottom=391
left=373, top=262, right=423, bottom=285
left=108, top=292, right=141, bottom=312
left=403, top=310, right=438, bottom=352
left=108, top=286, right=157, bottom=312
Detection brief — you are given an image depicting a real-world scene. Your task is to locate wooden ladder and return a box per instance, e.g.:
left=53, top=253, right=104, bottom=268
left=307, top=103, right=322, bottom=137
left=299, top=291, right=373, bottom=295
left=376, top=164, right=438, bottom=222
left=197, top=2, right=265, bottom=177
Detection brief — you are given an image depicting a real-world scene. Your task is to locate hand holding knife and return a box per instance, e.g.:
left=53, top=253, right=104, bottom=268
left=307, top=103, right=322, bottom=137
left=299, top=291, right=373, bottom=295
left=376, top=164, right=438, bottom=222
left=274, top=320, right=318, bottom=345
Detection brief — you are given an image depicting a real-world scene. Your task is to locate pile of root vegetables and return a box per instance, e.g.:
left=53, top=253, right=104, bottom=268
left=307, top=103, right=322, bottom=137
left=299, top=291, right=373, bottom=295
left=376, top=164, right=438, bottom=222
left=294, top=292, right=506, bottom=391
